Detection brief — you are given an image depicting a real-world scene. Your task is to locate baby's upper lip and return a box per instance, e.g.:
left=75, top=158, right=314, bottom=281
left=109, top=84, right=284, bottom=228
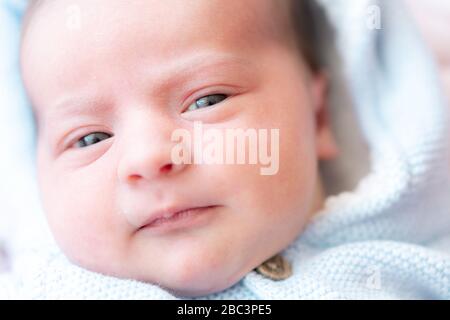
left=138, top=204, right=219, bottom=229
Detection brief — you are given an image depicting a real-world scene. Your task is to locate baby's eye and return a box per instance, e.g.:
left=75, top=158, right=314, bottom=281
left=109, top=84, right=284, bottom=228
left=74, top=132, right=112, bottom=148
left=185, top=94, right=228, bottom=113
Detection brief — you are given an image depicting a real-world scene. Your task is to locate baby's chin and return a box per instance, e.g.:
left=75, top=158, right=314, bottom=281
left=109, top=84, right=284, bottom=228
left=163, top=283, right=229, bottom=298
left=65, top=245, right=250, bottom=298
left=157, top=268, right=249, bottom=298
left=137, top=258, right=250, bottom=298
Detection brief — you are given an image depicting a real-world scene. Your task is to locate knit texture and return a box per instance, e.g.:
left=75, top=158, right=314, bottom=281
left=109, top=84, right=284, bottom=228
left=1, top=0, right=449, bottom=299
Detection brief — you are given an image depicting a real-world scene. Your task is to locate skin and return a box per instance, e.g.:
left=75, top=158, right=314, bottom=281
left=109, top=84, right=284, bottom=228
left=21, top=0, right=338, bottom=297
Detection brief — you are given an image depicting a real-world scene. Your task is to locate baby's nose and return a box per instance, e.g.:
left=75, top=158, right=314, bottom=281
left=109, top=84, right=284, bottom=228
left=116, top=117, right=188, bottom=184
left=117, top=139, right=187, bottom=184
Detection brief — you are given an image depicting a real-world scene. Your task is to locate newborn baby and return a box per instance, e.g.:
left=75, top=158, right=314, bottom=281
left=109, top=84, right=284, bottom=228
left=20, top=0, right=338, bottom=297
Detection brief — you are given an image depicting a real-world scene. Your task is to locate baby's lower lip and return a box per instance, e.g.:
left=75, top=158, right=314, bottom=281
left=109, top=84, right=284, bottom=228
left=139, top=206, right=220, bottom=234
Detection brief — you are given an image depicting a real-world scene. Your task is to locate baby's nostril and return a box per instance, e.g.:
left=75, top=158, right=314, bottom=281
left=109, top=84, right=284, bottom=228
left=126, top=164, right=174, bottom=182
left=160, top=163, right=173, bottom=174
left=129, top=174, right=142, bottom=182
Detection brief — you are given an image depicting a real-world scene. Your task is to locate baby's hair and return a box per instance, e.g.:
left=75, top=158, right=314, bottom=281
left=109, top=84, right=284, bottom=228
left=22, top=0, right=332, bottom=73
left=289, top=0, right=333, bottom=73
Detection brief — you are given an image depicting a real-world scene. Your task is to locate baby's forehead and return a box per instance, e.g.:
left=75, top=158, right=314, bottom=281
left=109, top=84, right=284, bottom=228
left=21, top=0, right=298, bottom=112
left=24, top=0, right=293, bottom=41
left=22, top=0, right=296, bottom=69
left=21, top=0, right=310, bottom=132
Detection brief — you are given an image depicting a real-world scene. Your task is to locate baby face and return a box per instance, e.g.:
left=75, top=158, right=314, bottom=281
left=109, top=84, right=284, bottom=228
left=21, top=0, right=337, bottom=296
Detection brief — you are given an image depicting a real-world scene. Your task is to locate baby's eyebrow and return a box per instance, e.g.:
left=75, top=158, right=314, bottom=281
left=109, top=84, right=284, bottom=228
left=47, top=95, right=110, bottom=122
left=140, top=52, right=256, bottom=96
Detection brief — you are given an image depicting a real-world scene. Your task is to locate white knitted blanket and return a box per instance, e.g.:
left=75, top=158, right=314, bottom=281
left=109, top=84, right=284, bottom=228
left=0, top=0, right=449, bottom=299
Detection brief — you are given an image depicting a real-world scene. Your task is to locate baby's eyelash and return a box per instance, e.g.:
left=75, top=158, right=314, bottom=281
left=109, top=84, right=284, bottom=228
left=74, top=132, right=112, bottom=148
left=63, top=93, right=230, bottom=149
left=184, top=94, right=228, bottom=113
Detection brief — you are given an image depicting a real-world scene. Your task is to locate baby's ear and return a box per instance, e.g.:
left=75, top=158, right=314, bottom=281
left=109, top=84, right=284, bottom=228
left=311, top=72, right=339, bottom=160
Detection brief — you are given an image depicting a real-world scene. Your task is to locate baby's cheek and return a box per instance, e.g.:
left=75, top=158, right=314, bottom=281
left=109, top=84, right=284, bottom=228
left=41, top=167, right=124, bottom=268
left=254, top=127, right=317, bottom=217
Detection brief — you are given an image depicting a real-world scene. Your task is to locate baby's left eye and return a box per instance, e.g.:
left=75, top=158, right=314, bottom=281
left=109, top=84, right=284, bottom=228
left=74, top=132, right=112, bottom=148
left=185, top=94, right=228, bottom=113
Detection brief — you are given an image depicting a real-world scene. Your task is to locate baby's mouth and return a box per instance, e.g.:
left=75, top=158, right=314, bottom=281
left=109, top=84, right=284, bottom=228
left=138, top=205, right=222, bottom=233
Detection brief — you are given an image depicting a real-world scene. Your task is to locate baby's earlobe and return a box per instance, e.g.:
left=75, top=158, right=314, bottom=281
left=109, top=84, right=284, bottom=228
left=317, top=126, right=339, bottom=160
left=310, top=71, right=329, bottom=113
left=316, top=103, right=339, bottom=160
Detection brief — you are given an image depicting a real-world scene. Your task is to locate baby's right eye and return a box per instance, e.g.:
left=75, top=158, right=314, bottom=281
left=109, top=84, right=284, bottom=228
left=74, top=132, right=112, bottom=148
